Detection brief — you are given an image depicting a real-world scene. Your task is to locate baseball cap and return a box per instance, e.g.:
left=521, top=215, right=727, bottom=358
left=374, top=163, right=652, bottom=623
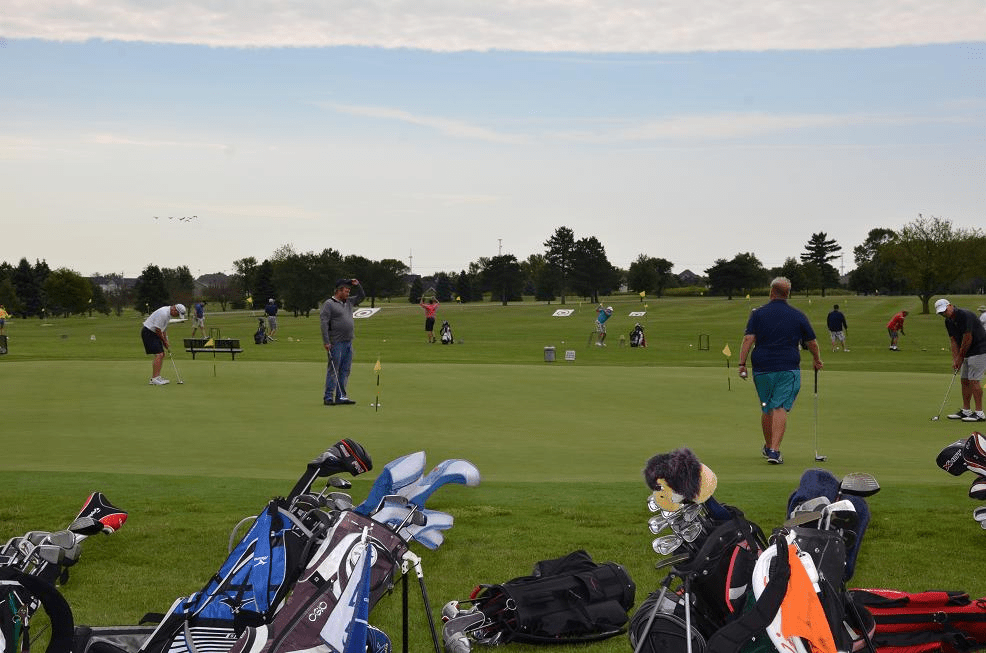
left=934, top=298, right=950, bottom=314
left=175, top=303, right=187, bottom=319
left=335, top=278, right=354, bottom=288
left=606, top=306, right=613, bottom=312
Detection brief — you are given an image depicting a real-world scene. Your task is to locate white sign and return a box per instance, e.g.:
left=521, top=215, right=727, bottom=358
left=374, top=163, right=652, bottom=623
left=565, top=350, right=576, bottom=361
left=353, top=308, right=381, bottom=319
left=552, top=309, right=575, bottom=317
left=628, top=311, right=647, bottom=317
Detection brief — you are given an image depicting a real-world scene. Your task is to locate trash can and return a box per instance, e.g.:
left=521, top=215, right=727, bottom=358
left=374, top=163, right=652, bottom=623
left=544, top=346, right=556, bottom=362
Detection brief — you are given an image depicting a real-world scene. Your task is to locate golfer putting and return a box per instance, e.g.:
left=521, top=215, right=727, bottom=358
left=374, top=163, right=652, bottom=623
left=140, top=304, right=186, bottom=386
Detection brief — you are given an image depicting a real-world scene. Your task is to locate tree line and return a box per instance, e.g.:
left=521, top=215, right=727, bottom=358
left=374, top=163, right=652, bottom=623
left=1, top=214, right=982, bottom=319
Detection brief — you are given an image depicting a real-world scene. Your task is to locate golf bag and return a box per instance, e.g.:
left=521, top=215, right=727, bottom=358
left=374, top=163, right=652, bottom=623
left=937, top=433, right=986, bottom=479
left=440, top=321, right=453, bottom=345
left=630, top=504, right=767, bottom=653
left=226, top=511, right=408, bottom=653
left=848, top=589, right=986, bottom=653
left=454, top=550, right=635, bottom=645
left=630, top=324, right=646, bottom=348
left=254, top=319, right=268, bottom=345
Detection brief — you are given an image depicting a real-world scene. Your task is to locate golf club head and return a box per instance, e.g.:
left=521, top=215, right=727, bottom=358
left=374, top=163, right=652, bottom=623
left=973, top=506, right=986, bottom=523
left=784, top=510, right=824, bottom=528
left=648, top=514, right=671, bottom=534
left=839, top=472, right=881, bottom=497
left=354, top=451, right=427, bottom=515
left=652, top=534, right=684, bottom=555
left=962, top=432, right=986, bottom=476
left=327, top=477, right=352, bottom=489
left=937, top=439, right=969, bottom=476
left=814, top=454, right=828, bottom=462
left=398, top=459, right=481, bottom=508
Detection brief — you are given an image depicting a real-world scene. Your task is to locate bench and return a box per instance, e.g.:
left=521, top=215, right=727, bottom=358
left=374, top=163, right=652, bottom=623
left=183, top=338, right=243, bottom=360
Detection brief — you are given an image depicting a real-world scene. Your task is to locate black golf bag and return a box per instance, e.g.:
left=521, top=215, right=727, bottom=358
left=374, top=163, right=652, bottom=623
left=449, top=550, right=635, bottom=646
left=254, top=318, right=268, bottom=345
left=440, top=321, right=453, bottom=344
left=630, top=324, right=646, bottom=348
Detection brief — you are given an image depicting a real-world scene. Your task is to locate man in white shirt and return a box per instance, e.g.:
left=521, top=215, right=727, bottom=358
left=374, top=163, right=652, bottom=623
left=141, top=304, right=186, bottom=385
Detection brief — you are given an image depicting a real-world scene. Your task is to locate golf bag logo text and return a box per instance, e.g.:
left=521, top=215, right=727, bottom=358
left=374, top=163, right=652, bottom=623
left=308, top=601, right=329, bottom=621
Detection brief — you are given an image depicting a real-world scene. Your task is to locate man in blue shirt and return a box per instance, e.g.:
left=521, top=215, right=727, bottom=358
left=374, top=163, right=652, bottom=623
left=738, top=277, right=823, bottom=464
left=594, top=304, right=613, bottom=347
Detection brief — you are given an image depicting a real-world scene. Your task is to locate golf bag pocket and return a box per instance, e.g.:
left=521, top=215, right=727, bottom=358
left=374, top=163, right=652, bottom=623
left=464, top=549, right=635, bottom=644
left=849, top=589, right=986, bottom=653
left=629, top=588, right=715, bottom=653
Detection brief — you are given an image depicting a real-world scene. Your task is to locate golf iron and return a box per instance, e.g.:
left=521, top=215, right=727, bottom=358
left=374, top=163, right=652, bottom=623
left=167, top=348, right=184, bottom=384
left=814, top=368, right=826, bottom=461
left=932, top=368, right=960, bottom=421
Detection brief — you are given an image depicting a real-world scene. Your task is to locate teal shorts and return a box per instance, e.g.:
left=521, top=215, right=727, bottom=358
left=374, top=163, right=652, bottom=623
left=753, top=370, right=802, bottom=413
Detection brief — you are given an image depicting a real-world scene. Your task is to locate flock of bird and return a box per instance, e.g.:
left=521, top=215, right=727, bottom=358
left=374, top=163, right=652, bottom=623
left=153, top=216, right=199, bottom=222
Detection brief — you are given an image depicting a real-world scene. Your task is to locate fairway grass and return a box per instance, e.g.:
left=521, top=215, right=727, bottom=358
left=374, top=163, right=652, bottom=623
left=2, top=294, right=985, bottom=653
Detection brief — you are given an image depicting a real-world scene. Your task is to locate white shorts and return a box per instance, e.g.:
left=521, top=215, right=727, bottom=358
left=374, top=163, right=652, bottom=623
left=193, top=317, right=205, bottom=327
left=962, top=353, right=986, bottom=382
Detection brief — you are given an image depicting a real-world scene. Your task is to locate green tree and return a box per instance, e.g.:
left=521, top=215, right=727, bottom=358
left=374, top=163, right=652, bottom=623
left=569, top=237, right=618, bottom=303
left=89, top=283, right=111, bottom=316
left=133, top=265, right=169, bottom=314
left=627, top=255, right=674, bottom=298
left=848, top=228, right=902, bottom=295
left=800, top=232, right=842, bottom=297
left=544, top=226, right=576, bottom=304
left=455, top=269, right=475, bottom=303
left=232, top=257, right=259, bottom=308
left=13, top=258, right=45, bottom=318
left=44, top=268, right=93, bottom=317
left=0, top=274, right=22, bottom=315
left=434, top=273, right=454, bottom=302
left=884, top=215, right=983, bottom=313
left=482, top=255, right=524, bottom=305
left=408, top=277, right=423, bottom=303
left=705, top=253, right=767, bottom=299
left=771, top=258, right=808, bottom=294
left=162, top=265, right=195, bottom=304
left=344, top=255, right=408, bottom=308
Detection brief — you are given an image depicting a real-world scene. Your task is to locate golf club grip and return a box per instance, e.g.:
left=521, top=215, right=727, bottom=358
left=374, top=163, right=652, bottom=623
left=814, top=368, right=818, bottom=393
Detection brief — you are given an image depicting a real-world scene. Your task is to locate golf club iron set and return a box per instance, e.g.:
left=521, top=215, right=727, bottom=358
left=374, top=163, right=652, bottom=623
left=0, top=492, right=128, bottom=653
left=0, top=445, right=480, bottom=653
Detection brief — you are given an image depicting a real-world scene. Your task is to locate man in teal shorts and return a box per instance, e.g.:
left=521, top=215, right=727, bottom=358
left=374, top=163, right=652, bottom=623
left=738, top=277, right=823, bottom=464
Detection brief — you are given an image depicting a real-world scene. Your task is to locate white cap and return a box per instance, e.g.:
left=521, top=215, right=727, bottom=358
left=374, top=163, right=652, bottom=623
left=934, top=298, right=950, bottom=314
left=175, top=303, right=187, bottom=319
left=606, top=306, right=613, bottom=312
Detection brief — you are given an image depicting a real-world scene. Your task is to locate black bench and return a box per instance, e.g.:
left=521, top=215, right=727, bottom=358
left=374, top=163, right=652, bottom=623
left=183, top=338, right=243, bottom=360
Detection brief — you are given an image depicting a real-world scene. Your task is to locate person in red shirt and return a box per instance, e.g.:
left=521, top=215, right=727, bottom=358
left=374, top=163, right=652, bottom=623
left=419, top=297, right=440, bottom=343
left=887, top=310, right=908, bottom=351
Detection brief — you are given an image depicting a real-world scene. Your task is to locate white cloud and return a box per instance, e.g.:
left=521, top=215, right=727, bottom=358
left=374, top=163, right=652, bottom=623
left=324, top=103, right=528, bottom=144
left=4, top=1, right=984, bottom=52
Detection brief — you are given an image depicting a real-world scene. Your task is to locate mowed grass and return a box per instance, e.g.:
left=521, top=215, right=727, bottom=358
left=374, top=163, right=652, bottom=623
left=1, top=294, right=985, bottom=653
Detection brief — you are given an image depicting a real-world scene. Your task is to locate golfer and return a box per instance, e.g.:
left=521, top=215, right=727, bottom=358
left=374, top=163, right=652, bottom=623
left=595, top=304, right=613, bottom=347
left=419, top=297, right=440, bottom=343
left=826, top=304, right=849, bottom=352
left=320, top=279, right=365, bottom=406
left=887, top=310, right=908, bottom=351
left=141, top=304, right=186, bottom=386
left=265, top=298, right=279, bottom=340
left=0, top=304, right=8, bottom=335
left=191, top=301, right=206, bottom=337
left=936, top=298, right=986, bottom=423
left=738, top=277, right=823, bottom=465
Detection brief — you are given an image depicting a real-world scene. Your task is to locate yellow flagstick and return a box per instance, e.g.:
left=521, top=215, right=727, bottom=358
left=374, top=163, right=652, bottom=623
left=373, top=356, right=382, bottom=412
left=722, top=343, right=732, bottom=391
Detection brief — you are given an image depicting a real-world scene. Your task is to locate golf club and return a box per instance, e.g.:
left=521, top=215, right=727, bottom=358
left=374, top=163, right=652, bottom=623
left=814, top=368, right=826, bottom=461
left=403, top=550, right=442, bottom=653
left=166, top=348, right=184, bottom=384
left=398, top=459, right=481, bottom=508
left=932, top=368, right=960, bottom=421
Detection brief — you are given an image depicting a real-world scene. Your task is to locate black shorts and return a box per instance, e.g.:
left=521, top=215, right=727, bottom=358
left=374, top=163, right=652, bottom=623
left=141, top=327, right=164, bottom=354
left=425, top=317, right=436, bottom=331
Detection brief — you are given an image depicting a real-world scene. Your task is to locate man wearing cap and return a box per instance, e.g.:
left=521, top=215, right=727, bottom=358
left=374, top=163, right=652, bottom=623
left=320, top=279, right=365, bottom=405
left=594, top=304, right=613, bottom=347
left=141, top=304, right=186, bottom=385
left=264, top=298, right=279, bottom=341
left=936, top=298, right=986, bottom=422
left=886, top=310, right=908, bottom=351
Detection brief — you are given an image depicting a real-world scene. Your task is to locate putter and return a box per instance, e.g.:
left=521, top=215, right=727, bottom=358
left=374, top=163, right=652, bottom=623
left=932, top=368, right=960, bottom=421
left=813, top=368, right=826, bottom=461
left=166, top=348, right=184, bottom=384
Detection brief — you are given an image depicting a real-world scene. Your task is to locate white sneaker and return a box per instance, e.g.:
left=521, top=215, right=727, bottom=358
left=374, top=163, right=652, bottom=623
left=150, top=376, right=170, bottom=385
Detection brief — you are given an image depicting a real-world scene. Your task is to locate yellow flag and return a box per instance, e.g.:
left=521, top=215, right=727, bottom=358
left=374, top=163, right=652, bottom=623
left=204, top=337, right=215, bottom=347
left=639, top=291, right=646, bottom=298
left=722, top=344, right=732, bottom=357
left=373, top=358, right=382, bottom=373
left=745, top=294, right=750, bottom=299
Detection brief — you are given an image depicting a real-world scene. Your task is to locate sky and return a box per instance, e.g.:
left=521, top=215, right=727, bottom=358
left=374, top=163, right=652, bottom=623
left=2, top=2, right=984, bottom=280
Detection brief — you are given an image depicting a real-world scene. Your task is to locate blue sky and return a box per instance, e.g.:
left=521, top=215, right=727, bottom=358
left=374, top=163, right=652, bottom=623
left=2, top=2, right=984, bottom=279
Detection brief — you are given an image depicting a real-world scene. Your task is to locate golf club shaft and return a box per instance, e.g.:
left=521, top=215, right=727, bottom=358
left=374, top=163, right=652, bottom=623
left=935, top=369, right=960, bottom=420
left=168, top=349, right=183, bottom=384
left=814, top=368, right=823, bottom=460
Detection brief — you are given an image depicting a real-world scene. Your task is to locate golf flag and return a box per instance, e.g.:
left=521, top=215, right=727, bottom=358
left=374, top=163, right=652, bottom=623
left=639, top=291, right=646, bottom=298
left=373, top=358, right=381, bottom=373
left=203, top=337, right=215, bottom=348
left=722, top=344, right=732, bottom=357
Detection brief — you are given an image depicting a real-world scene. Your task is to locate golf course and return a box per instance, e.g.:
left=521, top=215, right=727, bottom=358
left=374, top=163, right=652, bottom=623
left=3, top=292, right=985, bottom=653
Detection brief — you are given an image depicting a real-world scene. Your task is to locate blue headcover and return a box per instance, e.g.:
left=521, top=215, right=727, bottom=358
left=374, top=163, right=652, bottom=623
left=786, top=468, right=870, bottom=580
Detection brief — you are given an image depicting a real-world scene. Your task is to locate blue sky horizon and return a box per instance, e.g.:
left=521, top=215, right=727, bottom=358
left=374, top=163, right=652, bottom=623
left=2, top=2, right=983, bottom=279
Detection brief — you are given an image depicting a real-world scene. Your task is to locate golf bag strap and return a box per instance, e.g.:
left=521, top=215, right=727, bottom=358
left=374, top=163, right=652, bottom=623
left=707, top=537, right=792, bottom=653
left=0, top=569, right=74, bottom=653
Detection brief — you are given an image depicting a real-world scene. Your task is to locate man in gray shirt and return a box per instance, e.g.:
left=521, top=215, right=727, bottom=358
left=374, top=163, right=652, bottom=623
left=320, top=278, right=365, bottom=405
